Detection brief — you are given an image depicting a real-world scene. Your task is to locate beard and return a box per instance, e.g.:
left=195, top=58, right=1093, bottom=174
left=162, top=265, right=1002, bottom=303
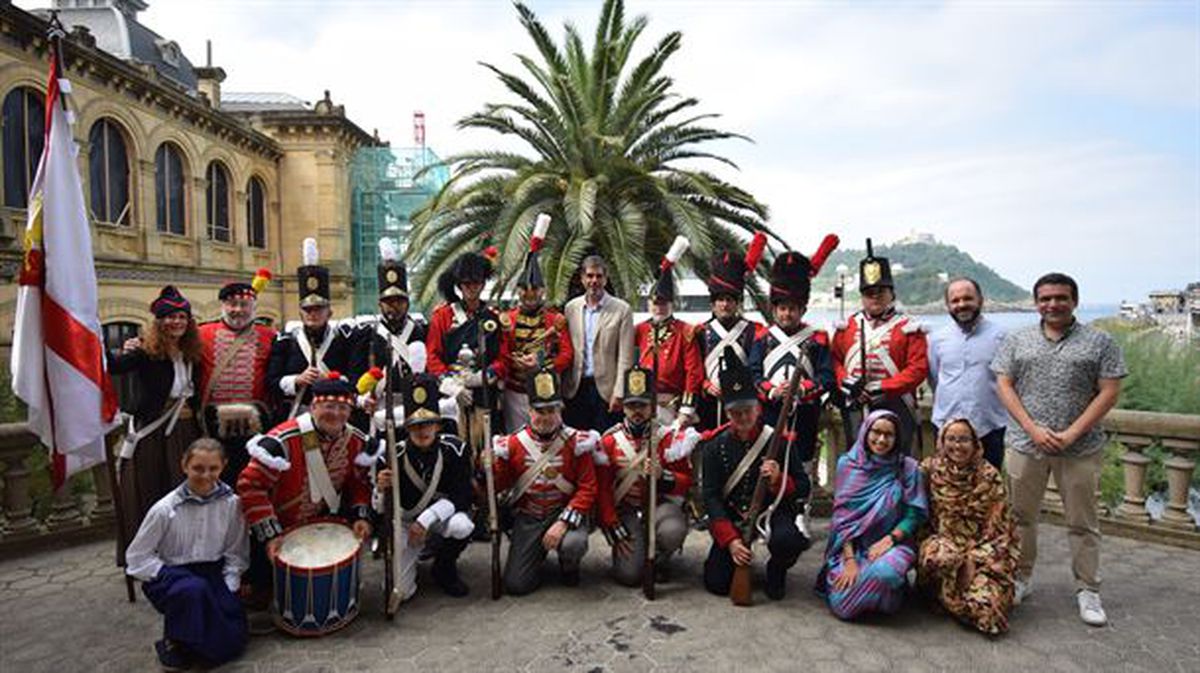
left=951, top=307, right=981, bottom=326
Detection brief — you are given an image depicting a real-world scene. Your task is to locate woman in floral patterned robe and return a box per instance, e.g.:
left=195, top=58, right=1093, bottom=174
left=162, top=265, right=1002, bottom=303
left=918, top=418, right=1020, bottom=635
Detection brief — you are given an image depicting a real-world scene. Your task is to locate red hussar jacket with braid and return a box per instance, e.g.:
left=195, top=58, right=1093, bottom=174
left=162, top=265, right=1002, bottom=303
left=593, top=424, right=693, bottom=531
left=198, top=320, right=274, bottom=406
left=236, top=414, right=374, bottom=536
left=831, top=310, right=928, bottom=400
left=493, top=425, right=597, bottom=527
left=497, top=307, right=573, bottom=392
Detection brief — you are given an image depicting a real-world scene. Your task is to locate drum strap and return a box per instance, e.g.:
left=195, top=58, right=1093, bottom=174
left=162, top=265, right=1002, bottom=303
left=302, top=427, right=349, bottom=513
left=403, top=449, right=444, bottom=515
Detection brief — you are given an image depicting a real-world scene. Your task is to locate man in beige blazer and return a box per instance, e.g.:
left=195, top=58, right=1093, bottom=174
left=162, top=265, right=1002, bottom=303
left=562, top=255, right=635, bottom=432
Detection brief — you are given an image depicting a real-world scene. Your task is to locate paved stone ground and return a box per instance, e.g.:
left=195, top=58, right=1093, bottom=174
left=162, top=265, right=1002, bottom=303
left=2, top=522, right=1198, bottom=673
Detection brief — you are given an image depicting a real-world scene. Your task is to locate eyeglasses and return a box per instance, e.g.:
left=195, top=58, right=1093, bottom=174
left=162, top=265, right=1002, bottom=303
left=868, top=429, right=895, bottom=440
left=942, top=436, right=975, bottom=446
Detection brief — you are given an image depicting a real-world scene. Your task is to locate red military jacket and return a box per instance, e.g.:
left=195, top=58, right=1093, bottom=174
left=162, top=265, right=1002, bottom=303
left=831, top=310, right=929, bottom=400
left=493, top=425, right=597, bottom=527
left=593, top=423, right=693, bottom=531
left=497, top=307, right=573, bottom=392
left=237, top=414, right=374, bottom=537
left=425, top=301, right=501, bottom=378
left=635, top=318, right=703, bottom=413
left=198, top=320, right=274, bottom=406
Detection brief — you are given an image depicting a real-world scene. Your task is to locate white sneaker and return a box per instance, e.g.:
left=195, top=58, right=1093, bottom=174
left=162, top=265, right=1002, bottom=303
left=1014, top=578, right=1033, bottom=605
left=1077, top=589, right=1108, bottom=626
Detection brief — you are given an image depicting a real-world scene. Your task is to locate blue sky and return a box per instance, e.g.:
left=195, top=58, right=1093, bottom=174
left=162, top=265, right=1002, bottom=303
left=25, top=0, right=1198, bottom=303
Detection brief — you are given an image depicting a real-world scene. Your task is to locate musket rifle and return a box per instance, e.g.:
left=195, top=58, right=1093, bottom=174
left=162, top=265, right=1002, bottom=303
left=729, top=360, right=806, bottom=607
left=642, top=330, right=661, bottom=600
left=383, top=336, right=405, bottom=618
left=478, top=318, right=503, bottom=599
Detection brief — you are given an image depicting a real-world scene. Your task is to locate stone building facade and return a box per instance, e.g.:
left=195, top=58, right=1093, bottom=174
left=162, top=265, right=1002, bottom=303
left=0, top=0, right=381, bottom=349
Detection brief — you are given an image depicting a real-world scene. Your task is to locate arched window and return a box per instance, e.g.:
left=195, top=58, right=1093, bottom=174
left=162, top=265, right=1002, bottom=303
left=205, top=161, right=230, bottom=242
left=102, top=321, right=141, bottom=408
left=154, top=142, right=186, bottom=235
left=246, top=176, right=266, bottom=248
left=2, top=87, right=45, bottom=208
left=88, top=118, right=130, bottom=226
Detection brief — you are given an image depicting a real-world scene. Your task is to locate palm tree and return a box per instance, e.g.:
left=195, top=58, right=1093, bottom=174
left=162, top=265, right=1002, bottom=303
left=405, top=0, right=782, bottom=306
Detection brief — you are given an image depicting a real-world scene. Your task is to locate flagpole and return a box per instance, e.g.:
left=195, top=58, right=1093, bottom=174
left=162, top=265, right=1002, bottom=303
left=43, top=13, right=136, bottom=602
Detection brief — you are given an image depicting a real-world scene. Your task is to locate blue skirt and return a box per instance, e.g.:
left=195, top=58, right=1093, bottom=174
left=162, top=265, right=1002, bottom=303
left=142, top=561, right=247, bottom=666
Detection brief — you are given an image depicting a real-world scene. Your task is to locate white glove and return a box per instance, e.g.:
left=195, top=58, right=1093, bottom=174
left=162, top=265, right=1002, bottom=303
left=575, top=429, right=601, bottom=456
left=666, top=427, right=701, bottom=462
left=456, top=386, right=474, bottom=408
left=492, top=435, right=509, bottom=461
left=463, top=371, right=484, bottom=388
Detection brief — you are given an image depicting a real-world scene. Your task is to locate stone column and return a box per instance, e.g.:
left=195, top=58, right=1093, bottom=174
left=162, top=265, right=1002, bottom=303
left=45, top=481, right=86, bottom=533
left=1161, top=448, right=1197, bottom=531
left=1115, top=438, right=1151, bottom=524
left=0, top=446, right=41, bottom=540
left=90, top=462, right=115, bottom=527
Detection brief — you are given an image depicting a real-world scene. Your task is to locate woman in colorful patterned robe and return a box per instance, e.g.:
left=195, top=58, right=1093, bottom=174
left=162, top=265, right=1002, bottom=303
left=817, top=409, right=928, bottom=619
left=918, top=418, right=1020, bottom=635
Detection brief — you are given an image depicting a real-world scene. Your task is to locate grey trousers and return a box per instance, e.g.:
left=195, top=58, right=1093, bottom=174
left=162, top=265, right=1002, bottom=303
left=504, top=512, right=590, bottom=595
left=611, top=502, right=689, bottom=587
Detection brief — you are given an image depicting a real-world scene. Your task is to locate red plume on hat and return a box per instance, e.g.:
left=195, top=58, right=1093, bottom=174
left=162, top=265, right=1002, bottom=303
left=744, top=231, right=767, bottom=272
left=809, top=234, right=839, bottom=278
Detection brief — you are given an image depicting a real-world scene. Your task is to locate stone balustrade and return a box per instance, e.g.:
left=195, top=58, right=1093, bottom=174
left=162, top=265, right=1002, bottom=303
left=0, top=423, right=117, bottom=554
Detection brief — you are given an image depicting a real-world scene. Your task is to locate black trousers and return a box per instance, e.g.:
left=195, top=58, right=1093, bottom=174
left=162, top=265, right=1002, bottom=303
left=703, top=506, right=810, bottom=596
left=564, top=377, right=620, bottom=433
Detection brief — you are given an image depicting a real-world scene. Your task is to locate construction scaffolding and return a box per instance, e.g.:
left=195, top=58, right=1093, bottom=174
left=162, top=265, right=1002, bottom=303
left=349, top=144, right=449, bottom=315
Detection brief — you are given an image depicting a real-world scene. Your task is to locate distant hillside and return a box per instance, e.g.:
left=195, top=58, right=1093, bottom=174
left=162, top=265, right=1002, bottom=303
left=810, top=238, right=1028, bottom=306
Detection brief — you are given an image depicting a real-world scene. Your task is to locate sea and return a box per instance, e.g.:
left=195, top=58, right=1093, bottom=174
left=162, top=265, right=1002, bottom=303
left=656, top=304, right=1121, bottom=334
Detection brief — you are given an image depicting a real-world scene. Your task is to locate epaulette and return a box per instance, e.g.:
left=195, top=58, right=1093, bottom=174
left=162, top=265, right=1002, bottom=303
left=440, top=434, right=466, bottom=458
left=900, top=319, right=926, bottom=335
left=553, top=312, right=567, bottom=328
left=683, top=321, right=696, bottom=342
left=348, top=425, right=369, bottom=443
left=274, top=330, right=294, bottom=342
left=499, top=312, right=512, bottom=329
left=833, top=319, right=849, bottom=331
left=247, top=434, right=290, bottom=471
left=813, top=330, right=830, bottom=345
left=336, top=322, right=356, bottom=338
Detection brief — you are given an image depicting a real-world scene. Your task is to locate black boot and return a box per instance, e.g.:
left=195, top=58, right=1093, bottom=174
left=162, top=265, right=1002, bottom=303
left=560, top=562, right=581, bottom=587
left=432, top=560, right=470, bottom=597
left=765, top=561, right=787, bottom=601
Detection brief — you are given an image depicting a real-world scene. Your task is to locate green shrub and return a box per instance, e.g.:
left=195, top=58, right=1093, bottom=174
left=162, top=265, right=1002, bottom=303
left=1097, top=320, right=1200, bottom=415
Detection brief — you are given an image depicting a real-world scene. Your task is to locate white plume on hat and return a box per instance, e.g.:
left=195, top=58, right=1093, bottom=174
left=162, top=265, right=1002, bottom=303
left=532, top=213, right=552, bottom=242
left=664, top=235, right=689, bottom=267
left=378, top=237, right=399, bottom=262
left=302, top=237, right=319, bottom=266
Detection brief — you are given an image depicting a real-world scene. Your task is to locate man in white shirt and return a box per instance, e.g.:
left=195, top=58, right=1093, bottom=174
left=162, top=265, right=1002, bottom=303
left=563, top=256, right=635, bottom=432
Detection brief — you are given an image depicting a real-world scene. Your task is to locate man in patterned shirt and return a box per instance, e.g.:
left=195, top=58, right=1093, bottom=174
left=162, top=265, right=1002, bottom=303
left=993, top=272, right=1126, bottom=627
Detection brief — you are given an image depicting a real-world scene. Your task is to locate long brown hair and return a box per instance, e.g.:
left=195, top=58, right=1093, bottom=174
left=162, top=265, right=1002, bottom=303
left=143, top=315, right=203, bottom=363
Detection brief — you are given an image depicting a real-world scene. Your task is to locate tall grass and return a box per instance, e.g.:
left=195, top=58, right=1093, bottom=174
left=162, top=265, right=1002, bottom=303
left=1099, top=319, right=1200, bottom=415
